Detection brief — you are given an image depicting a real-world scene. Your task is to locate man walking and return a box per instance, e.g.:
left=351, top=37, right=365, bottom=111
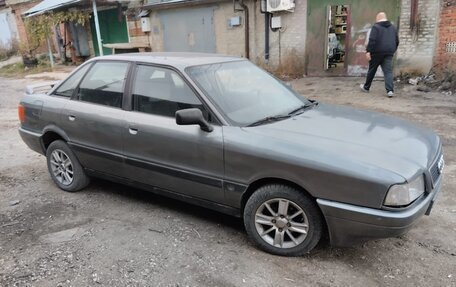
left=360, top=12, right=399, bottom=97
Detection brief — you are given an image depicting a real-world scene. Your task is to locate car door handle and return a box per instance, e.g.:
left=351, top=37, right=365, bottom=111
left=129, top=128, right=138, bottom=135
left=68, top=115, right=76, bottom=121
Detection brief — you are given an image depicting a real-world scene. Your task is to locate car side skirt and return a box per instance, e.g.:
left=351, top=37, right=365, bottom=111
left=70, top=141, right=248, bottom=209
left=86, top=169, right=242, bottom=217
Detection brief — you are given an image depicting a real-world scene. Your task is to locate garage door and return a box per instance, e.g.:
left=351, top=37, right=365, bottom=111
left=159, top=7, right=216, bottom=53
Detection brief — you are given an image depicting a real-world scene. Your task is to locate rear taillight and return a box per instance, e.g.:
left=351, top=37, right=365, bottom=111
left=18, top=104, right=25, bottom=123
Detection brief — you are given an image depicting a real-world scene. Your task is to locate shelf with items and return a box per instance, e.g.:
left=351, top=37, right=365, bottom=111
left=334, top=15, right=346, bottom=26
left=336, top=5, right=348, bottom=16
left=335, top=25, right=347, bottom=34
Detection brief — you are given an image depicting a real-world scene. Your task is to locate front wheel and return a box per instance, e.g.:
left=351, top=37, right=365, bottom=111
left=243, top=184, right=323, bottom=256
left=46, top=140, right=90, bottom=192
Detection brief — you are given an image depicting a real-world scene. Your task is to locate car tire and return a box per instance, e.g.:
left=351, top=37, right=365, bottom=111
left=46, top=140, right=90, bottom=192
left=244, top=184, right=323, bottom=256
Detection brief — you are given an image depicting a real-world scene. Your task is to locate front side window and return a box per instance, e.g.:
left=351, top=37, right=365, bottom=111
left=132, top=65, right=206, bottom=118
left=187, top=61, right=310, bottom=126
left=77, top=62, right=129, bottom=108
left=53, top=63, right=92, bottom=97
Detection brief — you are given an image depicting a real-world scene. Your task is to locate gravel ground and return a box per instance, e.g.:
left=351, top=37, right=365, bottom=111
left=1, top=74, right=455, bottom=287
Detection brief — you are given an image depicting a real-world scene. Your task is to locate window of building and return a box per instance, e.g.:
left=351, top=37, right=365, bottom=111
left=132, top=65, right=206, bottom=118
left=77, top=61, right=129, bottom=108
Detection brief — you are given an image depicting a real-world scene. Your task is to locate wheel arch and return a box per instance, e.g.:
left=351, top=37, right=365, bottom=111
left=240, top=177, right=329, bottom=239
left=41, top=125, right=70, bottom=152
left=241, top=177, right=315, bottom=214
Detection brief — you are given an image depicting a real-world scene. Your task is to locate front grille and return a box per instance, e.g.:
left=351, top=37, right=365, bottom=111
left=429, top=153, right=443, bottom=186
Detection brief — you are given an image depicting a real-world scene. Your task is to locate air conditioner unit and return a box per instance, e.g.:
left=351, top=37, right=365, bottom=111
left=266, top=0, right=295, bottom=13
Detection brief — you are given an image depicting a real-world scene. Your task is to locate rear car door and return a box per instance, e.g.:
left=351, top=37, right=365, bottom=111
left=60, top=61, right=129, bottom=177
left=123, top=64, right=225, bottom=203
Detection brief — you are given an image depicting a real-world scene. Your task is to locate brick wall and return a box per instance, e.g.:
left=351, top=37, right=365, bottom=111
left=5, top=0, right=33, bottom=5
left=146, top=2, right=246, bottom=56
left=146, top=0, right=307, bottom=77
left=213, top=1, right=245, bottom=57
left=434, top=0, right=456, bottom=73
left=147, top=11, right=164, bottom=51
left=251, top=0, right=307, bottom=77
left=126, top=15, right=150, bottom=45
left=396, top=0, right=440, bottom=74
left=9, top=1, right=41, bottom=48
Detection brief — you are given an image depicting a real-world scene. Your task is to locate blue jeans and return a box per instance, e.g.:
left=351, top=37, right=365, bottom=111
left=363, top=54, right=394, bottom=93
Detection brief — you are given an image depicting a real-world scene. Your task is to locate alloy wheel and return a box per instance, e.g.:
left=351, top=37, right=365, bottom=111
left=49, top=149, right=74, bottom=186
left=254, top=198, right=309, bottom=249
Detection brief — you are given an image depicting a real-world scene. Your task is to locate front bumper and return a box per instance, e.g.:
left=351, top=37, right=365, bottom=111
left=317, top=178, right=442, bottom=247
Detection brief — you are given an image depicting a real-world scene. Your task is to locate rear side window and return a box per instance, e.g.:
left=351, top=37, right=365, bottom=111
left=54, top=63, right=92, bottom=97
left=132, top=65, right=205, bottom=118
left=77, top=62, right=129, bottom=108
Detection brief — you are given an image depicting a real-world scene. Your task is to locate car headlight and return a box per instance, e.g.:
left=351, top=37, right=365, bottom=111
left=384, top=175, right=425, bottom=206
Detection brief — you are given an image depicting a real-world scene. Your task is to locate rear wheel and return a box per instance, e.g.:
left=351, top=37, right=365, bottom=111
left=244, top=184, right=323, bottom=256
left=46, top=140, right=89, bottom=192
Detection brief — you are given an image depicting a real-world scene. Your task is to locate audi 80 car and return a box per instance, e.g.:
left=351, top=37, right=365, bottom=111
left=18, top=53, right=444, bottom=256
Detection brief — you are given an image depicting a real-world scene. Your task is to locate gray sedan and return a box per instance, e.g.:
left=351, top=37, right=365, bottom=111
left=19, top=53, right=444, bottom=256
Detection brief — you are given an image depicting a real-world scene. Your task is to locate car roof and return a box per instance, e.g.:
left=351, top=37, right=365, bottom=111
left=90, top=52, right=245, bottom=69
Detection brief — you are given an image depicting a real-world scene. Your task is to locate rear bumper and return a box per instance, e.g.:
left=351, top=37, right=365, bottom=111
left=19, top=127, right=44, bottom=155
left=317, top=178, right=442, bottom=247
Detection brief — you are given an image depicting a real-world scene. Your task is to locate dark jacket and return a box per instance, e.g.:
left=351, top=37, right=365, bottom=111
left=366, top=21, right=399, bottom=55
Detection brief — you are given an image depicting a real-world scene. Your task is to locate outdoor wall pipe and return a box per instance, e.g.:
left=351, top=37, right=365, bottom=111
left=46, top=37, right=54, bottom=68
left=265, top=11, right=269, bottom=61
left=239, top=0, right=250, bottom=59
left=92, top=0, right=103, bottom=56
left=259, top=0, right=269, bottom=62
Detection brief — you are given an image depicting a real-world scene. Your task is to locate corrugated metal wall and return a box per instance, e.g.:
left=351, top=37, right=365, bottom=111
left=159, top=6, right=216, bottom=53
left=306, top=0, right=400, bottom=76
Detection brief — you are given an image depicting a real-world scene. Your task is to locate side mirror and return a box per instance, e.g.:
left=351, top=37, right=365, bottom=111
left=175, top=108, right=213, bottom=132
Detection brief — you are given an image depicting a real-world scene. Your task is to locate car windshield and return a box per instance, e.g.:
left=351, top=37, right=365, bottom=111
left=186, top=60, right=310, bottom=126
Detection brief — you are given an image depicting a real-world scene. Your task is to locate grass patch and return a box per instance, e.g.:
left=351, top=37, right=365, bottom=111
left=0, top=40, right=19, bottom=61
left=0, top=61, right=52, bottom=78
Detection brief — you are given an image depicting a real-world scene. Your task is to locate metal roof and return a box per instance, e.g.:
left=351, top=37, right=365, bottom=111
left=23, top=0, right=81, bottom=17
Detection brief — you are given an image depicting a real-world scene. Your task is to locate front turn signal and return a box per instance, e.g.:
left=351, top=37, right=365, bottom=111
left=18, top=104, right=25, bottom=123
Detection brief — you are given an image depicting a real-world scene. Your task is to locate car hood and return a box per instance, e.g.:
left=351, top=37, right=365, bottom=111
left=244, top=103, right=440, bottom=181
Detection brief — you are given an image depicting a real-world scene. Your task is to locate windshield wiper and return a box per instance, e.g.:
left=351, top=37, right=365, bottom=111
left=288, top=100, right=319, bottom=116
left=246, top=114, right=291, bottom=127
left=246, top=100, right=319, bottom=127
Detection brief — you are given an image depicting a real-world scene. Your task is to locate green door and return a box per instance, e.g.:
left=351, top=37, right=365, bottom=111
left=90, top=8, right=129, bottom=56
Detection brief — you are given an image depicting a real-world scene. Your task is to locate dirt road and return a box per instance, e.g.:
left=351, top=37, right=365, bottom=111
left=1, top=75, right=455, bottom=287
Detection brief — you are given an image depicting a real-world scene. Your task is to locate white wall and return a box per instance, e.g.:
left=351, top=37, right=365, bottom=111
left=0, top=8, right=19, bottom=47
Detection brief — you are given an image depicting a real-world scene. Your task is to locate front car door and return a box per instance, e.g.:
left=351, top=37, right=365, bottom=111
left=60, top=61, right=129, bottom=177
left=123, top=64, right=225, bottom=203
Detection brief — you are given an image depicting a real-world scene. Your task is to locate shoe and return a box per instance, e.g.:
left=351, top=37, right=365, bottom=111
left=359, top=84, right=369, bottom=93
left=387, top=91, right=394, bottom=98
